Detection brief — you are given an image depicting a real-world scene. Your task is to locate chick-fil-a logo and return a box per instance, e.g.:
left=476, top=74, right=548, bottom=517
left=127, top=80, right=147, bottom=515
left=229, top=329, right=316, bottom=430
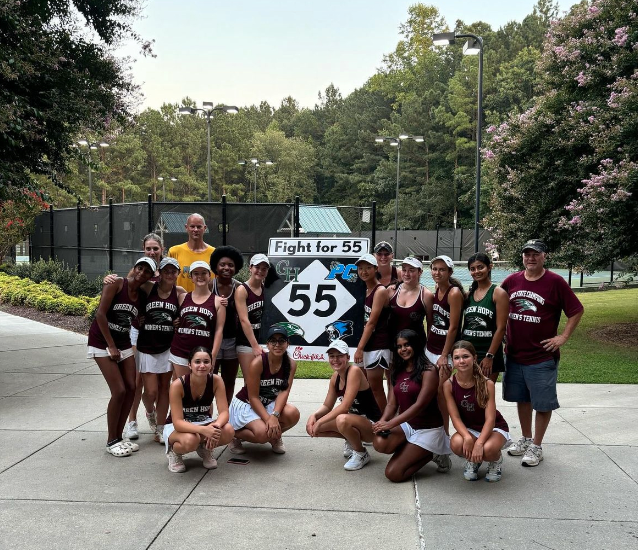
left=292, top=347, right=326, bottom=361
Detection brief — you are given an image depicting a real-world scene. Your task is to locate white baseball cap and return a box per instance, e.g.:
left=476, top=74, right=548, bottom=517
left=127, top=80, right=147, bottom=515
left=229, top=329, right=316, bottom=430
left=159, top=257, right=180, bottom=272
left=355, top=253, right=378, bottom=267
left=189, top=260, right=211, bottom=276
left=402, top=257, right=422, bottom=269
left=135, top=257, right=157, bottom=272
left=250, top=253, right=270, bottom=267
left=431, top=255, right=454, bottom=270
left=326, top=340, right=349, bottom=354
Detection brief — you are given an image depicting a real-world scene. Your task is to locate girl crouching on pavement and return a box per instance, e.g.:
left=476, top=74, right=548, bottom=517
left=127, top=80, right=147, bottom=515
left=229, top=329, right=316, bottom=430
left=164, top=346, right=234, bottom=473
left=444, top=340, right=510, bottom=482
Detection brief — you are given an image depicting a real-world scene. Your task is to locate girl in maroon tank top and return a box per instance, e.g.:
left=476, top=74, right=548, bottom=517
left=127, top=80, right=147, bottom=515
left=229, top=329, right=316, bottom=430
left=87, top=257, right=155, bottom=457
left=389, top=258, right=435, bottom=349
left=170, top=261, right=225, bottom=379
left=306, top=340, right=381, bottom=471
left=235, top=254, right=268, bottom=406
left=354, top=254, right=391, bottom=412
left=444, top=340, right=510, bottom=482
left=164, top=347, right=235, bottom=473
left=371, top=329, right=451, bottom=482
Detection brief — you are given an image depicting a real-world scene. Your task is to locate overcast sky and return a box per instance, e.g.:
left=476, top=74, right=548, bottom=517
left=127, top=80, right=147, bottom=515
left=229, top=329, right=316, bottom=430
left=117, top=0, right=577, bottom=111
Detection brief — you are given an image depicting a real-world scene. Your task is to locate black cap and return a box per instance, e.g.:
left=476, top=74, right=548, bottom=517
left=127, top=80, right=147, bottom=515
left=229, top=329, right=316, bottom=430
left=522, top=239, right=548, bottom=253
left=266, top=325, right=289, bottom=340
left=374, top=241, right=393, bottom=254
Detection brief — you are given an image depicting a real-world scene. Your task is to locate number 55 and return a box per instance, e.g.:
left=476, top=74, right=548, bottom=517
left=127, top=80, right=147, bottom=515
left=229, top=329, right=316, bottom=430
left=288, top=284, right=337, bottom=317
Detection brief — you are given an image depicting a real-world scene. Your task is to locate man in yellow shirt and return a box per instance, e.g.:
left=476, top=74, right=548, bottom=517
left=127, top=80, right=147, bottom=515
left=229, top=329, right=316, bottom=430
left=168, top=213, right=215, bottom=291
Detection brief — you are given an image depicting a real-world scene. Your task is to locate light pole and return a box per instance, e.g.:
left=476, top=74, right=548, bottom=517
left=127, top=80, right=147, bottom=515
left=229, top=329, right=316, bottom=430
left=238, top=158, right=274, bottom=203
left=157, top=176, right=177, bottom=202
left=178, top=102, right=238, bottom=202
left=432, top=31, right=484, bottom=253
left=375, top=134, right=424, bottom=253
left=78, top=139, right=109, bottom=205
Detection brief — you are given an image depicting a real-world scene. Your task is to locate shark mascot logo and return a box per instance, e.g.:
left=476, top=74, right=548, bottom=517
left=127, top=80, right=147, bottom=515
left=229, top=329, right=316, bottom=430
left=271, top=322, right=305, bottom=338
left=325, top=320, right=354, bottom=342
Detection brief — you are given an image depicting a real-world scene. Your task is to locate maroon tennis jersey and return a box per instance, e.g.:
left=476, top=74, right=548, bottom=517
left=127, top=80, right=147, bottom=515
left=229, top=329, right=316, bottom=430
left=136, top=283, right=179, bottom=354
left=165, top=373, right=215, bottom=424
left=451, top=376, right=508, bottom=433
left=235, top=351, right=289, bottom=405
left=334, top=367, right=381, bottom=421
left=235, top=282, right=264, bottom=347
left=393, top=368, right=442, bottom=430
left=88, top=279, right=145, bottom=350
left=501, top=270, right=583, bottom=364
left=389, top=284, right=427, bottom=346
left=169, top=292, right=217, bottom=359
left=363, top=284, right=391, bottom=351
left=427, top=285, right=453, bottom=355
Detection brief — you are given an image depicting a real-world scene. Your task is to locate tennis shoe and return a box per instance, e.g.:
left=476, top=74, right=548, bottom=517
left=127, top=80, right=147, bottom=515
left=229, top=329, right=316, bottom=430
left=485, top=454, right=503, bottom=482
left=146, top=409, right=157, bottom=432
left=433, top=453, right=452, bottom=473
left=167, top=449, right=185, bottom=473
left=344, top=450, right=370, bottom=471
left=343, top=440, right=354, bottom=458
left=229, top=437, right=246, bottom=454
left=271, top=437, right=286, bottom=454
left=463, top=460, right=482, bottom=481
left=507, top=436, right=532, bottom=456
left=196, top=445, right=217, bottom=469
left=521, top=444, right=543, bottom=467
left=123, top=420, right=139, bottom=440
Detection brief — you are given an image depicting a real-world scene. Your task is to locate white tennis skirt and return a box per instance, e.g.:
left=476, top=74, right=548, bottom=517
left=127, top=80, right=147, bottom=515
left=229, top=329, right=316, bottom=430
left=137, top=349, right=172, bottom=374
left=400, top=423, right=451, bottom=455
left=229, top=396, right=275, bottom=430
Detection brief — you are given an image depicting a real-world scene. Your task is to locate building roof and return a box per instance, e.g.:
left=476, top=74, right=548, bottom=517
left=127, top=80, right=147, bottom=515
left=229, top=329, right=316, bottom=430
left=298, top=205, right=351, bottom=234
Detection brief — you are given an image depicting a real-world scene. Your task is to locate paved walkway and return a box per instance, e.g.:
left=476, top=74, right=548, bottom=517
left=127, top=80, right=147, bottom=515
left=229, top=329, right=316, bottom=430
left=0, top=311, right=636, bottom=549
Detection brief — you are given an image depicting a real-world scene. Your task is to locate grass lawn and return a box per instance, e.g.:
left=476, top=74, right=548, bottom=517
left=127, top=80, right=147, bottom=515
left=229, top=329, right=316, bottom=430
left=295, top=288, right=638, bottom=384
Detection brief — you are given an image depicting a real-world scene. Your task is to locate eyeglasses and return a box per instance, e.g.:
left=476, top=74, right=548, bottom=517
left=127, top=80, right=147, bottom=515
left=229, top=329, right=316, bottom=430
left=268, top=338, right=288, bottom=346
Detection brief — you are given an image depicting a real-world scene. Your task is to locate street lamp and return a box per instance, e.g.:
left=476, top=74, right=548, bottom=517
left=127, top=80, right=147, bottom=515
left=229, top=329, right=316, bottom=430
left=238, top=158, right=274, bottom=203
left=432, top=31, right=484, bottom=253
left=157, top=176, right=177, bottom=202
left=78, top=139, right=109, bottom=206
left=178, top=102, right=239, bottom=202
left=375, top=134, right=424, bottom=253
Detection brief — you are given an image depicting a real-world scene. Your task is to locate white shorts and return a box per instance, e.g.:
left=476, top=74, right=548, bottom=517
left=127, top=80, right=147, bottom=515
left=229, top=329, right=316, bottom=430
left=425, top=348, right=452, bottom=367
left=400, top=423, right=451, bottom=455
left=163, top=417, right=213, bottom=453
left=137, top=349, right=172, bottom=374
left=229, top=396, right=276, bottom=430
left=362, top=349, right=392, bottom=370
left=130, top=326, right=139, bottom=347
left=216, top=338, right=238, bottom=361
left=168, top=352, right=189, bottom=367
left=87, top=346, right=134, bottom=362
left=467, top=427, right=511, bottom=448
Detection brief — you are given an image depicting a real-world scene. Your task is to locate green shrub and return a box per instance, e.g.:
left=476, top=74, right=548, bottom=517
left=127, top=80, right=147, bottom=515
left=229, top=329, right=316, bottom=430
left=6, top=259, right=104, bottom=297
left=57, top=297, right=87, bottom=316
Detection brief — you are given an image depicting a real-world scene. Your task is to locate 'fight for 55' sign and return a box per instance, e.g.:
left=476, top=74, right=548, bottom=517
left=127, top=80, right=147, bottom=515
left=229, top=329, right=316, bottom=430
left=261, top=238, right=369, bottom=362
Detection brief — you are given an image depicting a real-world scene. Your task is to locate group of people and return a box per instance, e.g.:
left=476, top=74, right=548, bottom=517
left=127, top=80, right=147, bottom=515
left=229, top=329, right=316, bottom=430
left=87, top=215, right=584, bottom=484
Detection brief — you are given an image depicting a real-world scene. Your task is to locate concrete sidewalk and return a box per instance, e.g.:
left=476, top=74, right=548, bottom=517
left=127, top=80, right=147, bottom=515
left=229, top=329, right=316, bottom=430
left=0, top=311, right=636, bottom=549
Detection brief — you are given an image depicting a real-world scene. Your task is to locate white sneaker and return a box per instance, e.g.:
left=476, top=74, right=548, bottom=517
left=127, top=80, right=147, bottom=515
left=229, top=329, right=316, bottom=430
left=196, top=445, right=218, bottom=469
left=154, top=425, right=165, bottom=444
left=343, top=440, right=353, bottom=458
left=344, top=450, right=370, bottom=471
left=507, top=436, right=532, bottom=456
left=123, top=420, right=139, bottom=440
left=167, top=449, right=185, bottom=473
left=521, top=444, right=543, bottom=467
left=229, top=438, right=246, bottom=454
left=463, top=460, right=482, bottom=481
left=271, top=438, right=286, bottom=454
left=485, top=454, right=503, bottom=481
left=433, top=453, right=452, bottom=473
left=146, top=409, right=157, bottom=432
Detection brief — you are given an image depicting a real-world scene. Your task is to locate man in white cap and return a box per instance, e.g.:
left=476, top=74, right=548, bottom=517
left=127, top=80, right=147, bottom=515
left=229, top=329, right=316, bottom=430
left=501, top=239, right=584, bottom=467
left=168, top=213, right=215, bottom=292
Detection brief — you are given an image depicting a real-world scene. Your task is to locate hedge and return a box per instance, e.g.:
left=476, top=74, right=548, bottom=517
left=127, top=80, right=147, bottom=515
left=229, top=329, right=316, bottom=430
left=0, top=273, right=100, bottom=318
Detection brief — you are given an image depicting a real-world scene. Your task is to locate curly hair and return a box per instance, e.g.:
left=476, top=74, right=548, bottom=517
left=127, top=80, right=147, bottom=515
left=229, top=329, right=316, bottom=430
left=452, top=340, right=489, bottom=409
left=209, top=246, right=244, bottom=275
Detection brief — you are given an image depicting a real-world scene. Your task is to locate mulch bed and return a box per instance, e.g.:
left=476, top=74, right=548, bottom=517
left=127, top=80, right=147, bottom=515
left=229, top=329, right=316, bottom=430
left=589, top=323, right=638, bottom=349
left=0, top=303, right=91, bottom=335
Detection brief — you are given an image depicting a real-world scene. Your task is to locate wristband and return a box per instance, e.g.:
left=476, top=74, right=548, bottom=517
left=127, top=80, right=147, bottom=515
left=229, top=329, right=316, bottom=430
left=485, top=352, right=495, bottom=359
left=272, top=411, right=280, bottom=418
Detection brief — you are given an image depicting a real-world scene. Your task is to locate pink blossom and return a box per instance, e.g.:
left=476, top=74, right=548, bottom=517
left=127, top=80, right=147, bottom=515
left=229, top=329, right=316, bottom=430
left=612, top=27, right=629, bottom=47
left=487, top=125, right=496, bottom=133
left=484, top=149, right=495, bottom=160
left=568, top=216, right=582, bottom=225
left=575, top=71, right=589, bottom=86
